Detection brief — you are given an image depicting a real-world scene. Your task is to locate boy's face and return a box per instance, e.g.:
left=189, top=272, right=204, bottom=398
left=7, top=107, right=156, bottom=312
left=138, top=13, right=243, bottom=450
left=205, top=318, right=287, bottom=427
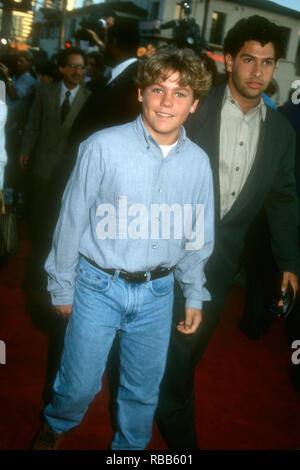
left=138, top=71, right=199, bottom=145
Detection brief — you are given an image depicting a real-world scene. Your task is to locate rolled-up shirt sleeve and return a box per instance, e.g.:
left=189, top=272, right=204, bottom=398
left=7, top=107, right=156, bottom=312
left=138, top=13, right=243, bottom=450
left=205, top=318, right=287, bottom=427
left=173, top=157, right=215, bottom=310
left=45, top=138, right=104, bottom=305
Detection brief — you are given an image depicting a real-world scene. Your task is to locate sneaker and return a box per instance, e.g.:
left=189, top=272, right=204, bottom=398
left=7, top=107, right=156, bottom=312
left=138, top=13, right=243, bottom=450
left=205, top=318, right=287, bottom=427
left=31, top=421, right=65, bottom=450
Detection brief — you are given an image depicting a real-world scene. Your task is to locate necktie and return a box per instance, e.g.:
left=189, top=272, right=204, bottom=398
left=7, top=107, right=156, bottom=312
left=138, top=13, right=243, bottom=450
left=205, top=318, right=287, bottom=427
left=61, top=90, right=71, bottom=123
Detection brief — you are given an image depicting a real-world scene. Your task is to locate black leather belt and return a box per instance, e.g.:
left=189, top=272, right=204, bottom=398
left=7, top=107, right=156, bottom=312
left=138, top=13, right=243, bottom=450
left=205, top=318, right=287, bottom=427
left=81, top=255, right=173, bottom=284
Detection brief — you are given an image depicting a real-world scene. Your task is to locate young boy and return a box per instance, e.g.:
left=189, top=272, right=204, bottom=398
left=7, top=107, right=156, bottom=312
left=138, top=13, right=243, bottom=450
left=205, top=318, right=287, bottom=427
left=32, top=47, right=214, bottom=450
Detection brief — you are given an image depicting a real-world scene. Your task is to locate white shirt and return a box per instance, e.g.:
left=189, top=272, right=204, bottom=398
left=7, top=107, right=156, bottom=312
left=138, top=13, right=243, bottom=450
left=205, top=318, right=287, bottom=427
left=106, top=58, right=138, bottom=85
left=219, top=85, right=266, bottom=219
left=60, top=82, right=80, bottom=106
left=159, top=141, right=178, bottom=158
left=0, top=93, right=8, bottom=190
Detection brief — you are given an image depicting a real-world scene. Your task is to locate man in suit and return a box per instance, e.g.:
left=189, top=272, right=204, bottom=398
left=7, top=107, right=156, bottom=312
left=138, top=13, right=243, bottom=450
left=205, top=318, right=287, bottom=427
left=156, top=15, right=300, bottom=449
left=19, top=48, right=91, bottom=283
left=69, top=21, right=141, bottom=146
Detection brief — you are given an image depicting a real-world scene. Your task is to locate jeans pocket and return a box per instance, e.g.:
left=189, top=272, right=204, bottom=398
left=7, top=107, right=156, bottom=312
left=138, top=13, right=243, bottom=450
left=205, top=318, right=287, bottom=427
left=76, top=267, right=111, bottom=293
left=149, top=274, right=174, bottom=297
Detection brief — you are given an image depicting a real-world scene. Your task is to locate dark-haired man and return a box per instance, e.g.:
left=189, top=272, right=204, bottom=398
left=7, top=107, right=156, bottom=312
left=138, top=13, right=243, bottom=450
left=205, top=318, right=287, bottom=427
left=70, top=22, right=141, bottom=144
left=53, top=22, right=143, bottom=221
left=56, top=22, right=142, bottom=203
left=19, top=48, right=91, bottom=282
left=20, top=47, right=90, bottom=174
left=156, top=15, right=300, bottom=449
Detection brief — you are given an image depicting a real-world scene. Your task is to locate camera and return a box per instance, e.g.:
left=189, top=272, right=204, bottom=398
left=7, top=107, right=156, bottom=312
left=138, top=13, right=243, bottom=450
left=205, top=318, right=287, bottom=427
left=74, top=17, right=107, bottom=44
left=160, top=1, right=202, bottom=53
left=177, top=1, right=192, bottom=18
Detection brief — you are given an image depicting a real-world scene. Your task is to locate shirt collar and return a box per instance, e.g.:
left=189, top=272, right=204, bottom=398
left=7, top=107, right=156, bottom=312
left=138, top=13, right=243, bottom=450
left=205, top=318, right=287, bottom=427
left=13, top=71, right=30, bottom=81
left=61, top=82, right=80, bottom=99
left=107, top=58, right=138, bottom=85
left=223, top=84, right=266, bottom=121
left=135, top=114, right=186, bottom=150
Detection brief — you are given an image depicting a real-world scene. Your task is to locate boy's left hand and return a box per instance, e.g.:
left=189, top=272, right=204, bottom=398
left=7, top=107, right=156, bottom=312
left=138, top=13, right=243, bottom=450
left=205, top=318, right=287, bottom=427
left=281, top=271, right=298, bottom=294
left=177, top=308, right=202, bottom=335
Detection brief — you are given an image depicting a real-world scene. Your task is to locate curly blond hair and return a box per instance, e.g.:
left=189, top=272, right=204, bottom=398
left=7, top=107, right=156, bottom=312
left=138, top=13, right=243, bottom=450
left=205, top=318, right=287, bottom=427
left=136, top=46, right=212, bottom=100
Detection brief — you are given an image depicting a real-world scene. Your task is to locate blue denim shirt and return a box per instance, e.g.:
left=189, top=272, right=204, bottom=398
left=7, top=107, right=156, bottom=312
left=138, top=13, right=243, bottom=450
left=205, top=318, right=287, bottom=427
left=45, top=115, right=215, bottom=309
left=7, top=72, right=37, bottom=105
left=6, top=72, right=37, bottom=134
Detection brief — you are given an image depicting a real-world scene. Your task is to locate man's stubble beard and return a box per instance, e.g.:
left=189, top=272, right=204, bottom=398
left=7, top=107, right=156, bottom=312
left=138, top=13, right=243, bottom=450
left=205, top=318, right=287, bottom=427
left=231, top=72, right=266, bottom=102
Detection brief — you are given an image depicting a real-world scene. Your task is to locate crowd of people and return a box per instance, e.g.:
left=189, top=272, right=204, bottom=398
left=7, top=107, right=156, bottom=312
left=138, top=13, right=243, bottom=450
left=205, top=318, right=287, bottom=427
left=0, top=12, right=299, bottom=451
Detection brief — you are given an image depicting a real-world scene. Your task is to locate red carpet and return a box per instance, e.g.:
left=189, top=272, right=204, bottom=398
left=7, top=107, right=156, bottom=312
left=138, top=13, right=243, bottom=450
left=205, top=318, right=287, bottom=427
left=0, top=223, right=299, bottom=450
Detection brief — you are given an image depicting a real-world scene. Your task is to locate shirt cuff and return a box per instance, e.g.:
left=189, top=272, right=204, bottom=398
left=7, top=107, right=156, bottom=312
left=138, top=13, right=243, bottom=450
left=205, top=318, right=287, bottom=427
left=50, top=288, right=74, bottom=306
left=185, top=299, right=203, bottom=310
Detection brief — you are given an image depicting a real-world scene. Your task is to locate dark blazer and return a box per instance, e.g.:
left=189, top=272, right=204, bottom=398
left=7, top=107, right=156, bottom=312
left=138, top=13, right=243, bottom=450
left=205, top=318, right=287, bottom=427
left=69, top=59, right=141, bottom=151
left=21, top=81, right=91, bottom=181
left=57, top=60, right=142, bottom=196
left=185, top=84, right=300, bottom=301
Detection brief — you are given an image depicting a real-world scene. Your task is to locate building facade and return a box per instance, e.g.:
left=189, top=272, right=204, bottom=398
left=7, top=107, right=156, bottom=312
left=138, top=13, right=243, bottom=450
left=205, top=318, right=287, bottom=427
left=36, top=1, right=148, bottom=57
left=0, top=3, right=34, bottom=47
left=32, top=0, right=300, bottom=103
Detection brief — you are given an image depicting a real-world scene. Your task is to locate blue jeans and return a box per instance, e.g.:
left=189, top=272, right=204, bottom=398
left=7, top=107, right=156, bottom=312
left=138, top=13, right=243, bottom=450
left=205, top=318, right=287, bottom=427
left=44, top=256, right=174, bottom=450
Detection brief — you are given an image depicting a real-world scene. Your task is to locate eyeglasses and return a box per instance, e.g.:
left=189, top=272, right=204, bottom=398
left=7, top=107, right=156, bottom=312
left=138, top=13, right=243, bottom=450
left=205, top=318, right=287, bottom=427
left=66, top=64, right=85, bottom=70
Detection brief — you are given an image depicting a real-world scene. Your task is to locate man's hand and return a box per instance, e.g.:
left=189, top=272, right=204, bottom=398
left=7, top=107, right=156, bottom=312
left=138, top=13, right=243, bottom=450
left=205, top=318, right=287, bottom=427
left=86, top=29, right=105, bottom=49
left=54, top=304, right=73, bottom=319
left=0, top=63, right=18, bottom=100
left=20, top=154, right=30, bottom=168
left=177, top=308, right=202, bottom=335
left=0, top=63, right=9, bottom=81
left=281, top=271, right=298, bottom=294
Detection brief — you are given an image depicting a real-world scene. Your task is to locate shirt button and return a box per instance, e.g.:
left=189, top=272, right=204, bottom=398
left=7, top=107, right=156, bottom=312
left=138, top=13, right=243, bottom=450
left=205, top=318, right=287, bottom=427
left=232, top=192, right=236, bottom=196
left=152, top=244, right=158, bottom=249
left=158, top=188, right=162, bottom=193
left=236, top=167, right=239, bottom=171
left=231, top=99, right=235, bottom=104
left=239, top=141, right=244, bottom=146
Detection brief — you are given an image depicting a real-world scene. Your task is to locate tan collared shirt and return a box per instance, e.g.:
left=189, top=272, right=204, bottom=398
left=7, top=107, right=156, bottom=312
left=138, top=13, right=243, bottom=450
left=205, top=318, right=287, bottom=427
left=219, top=85, right=266, bottom=219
